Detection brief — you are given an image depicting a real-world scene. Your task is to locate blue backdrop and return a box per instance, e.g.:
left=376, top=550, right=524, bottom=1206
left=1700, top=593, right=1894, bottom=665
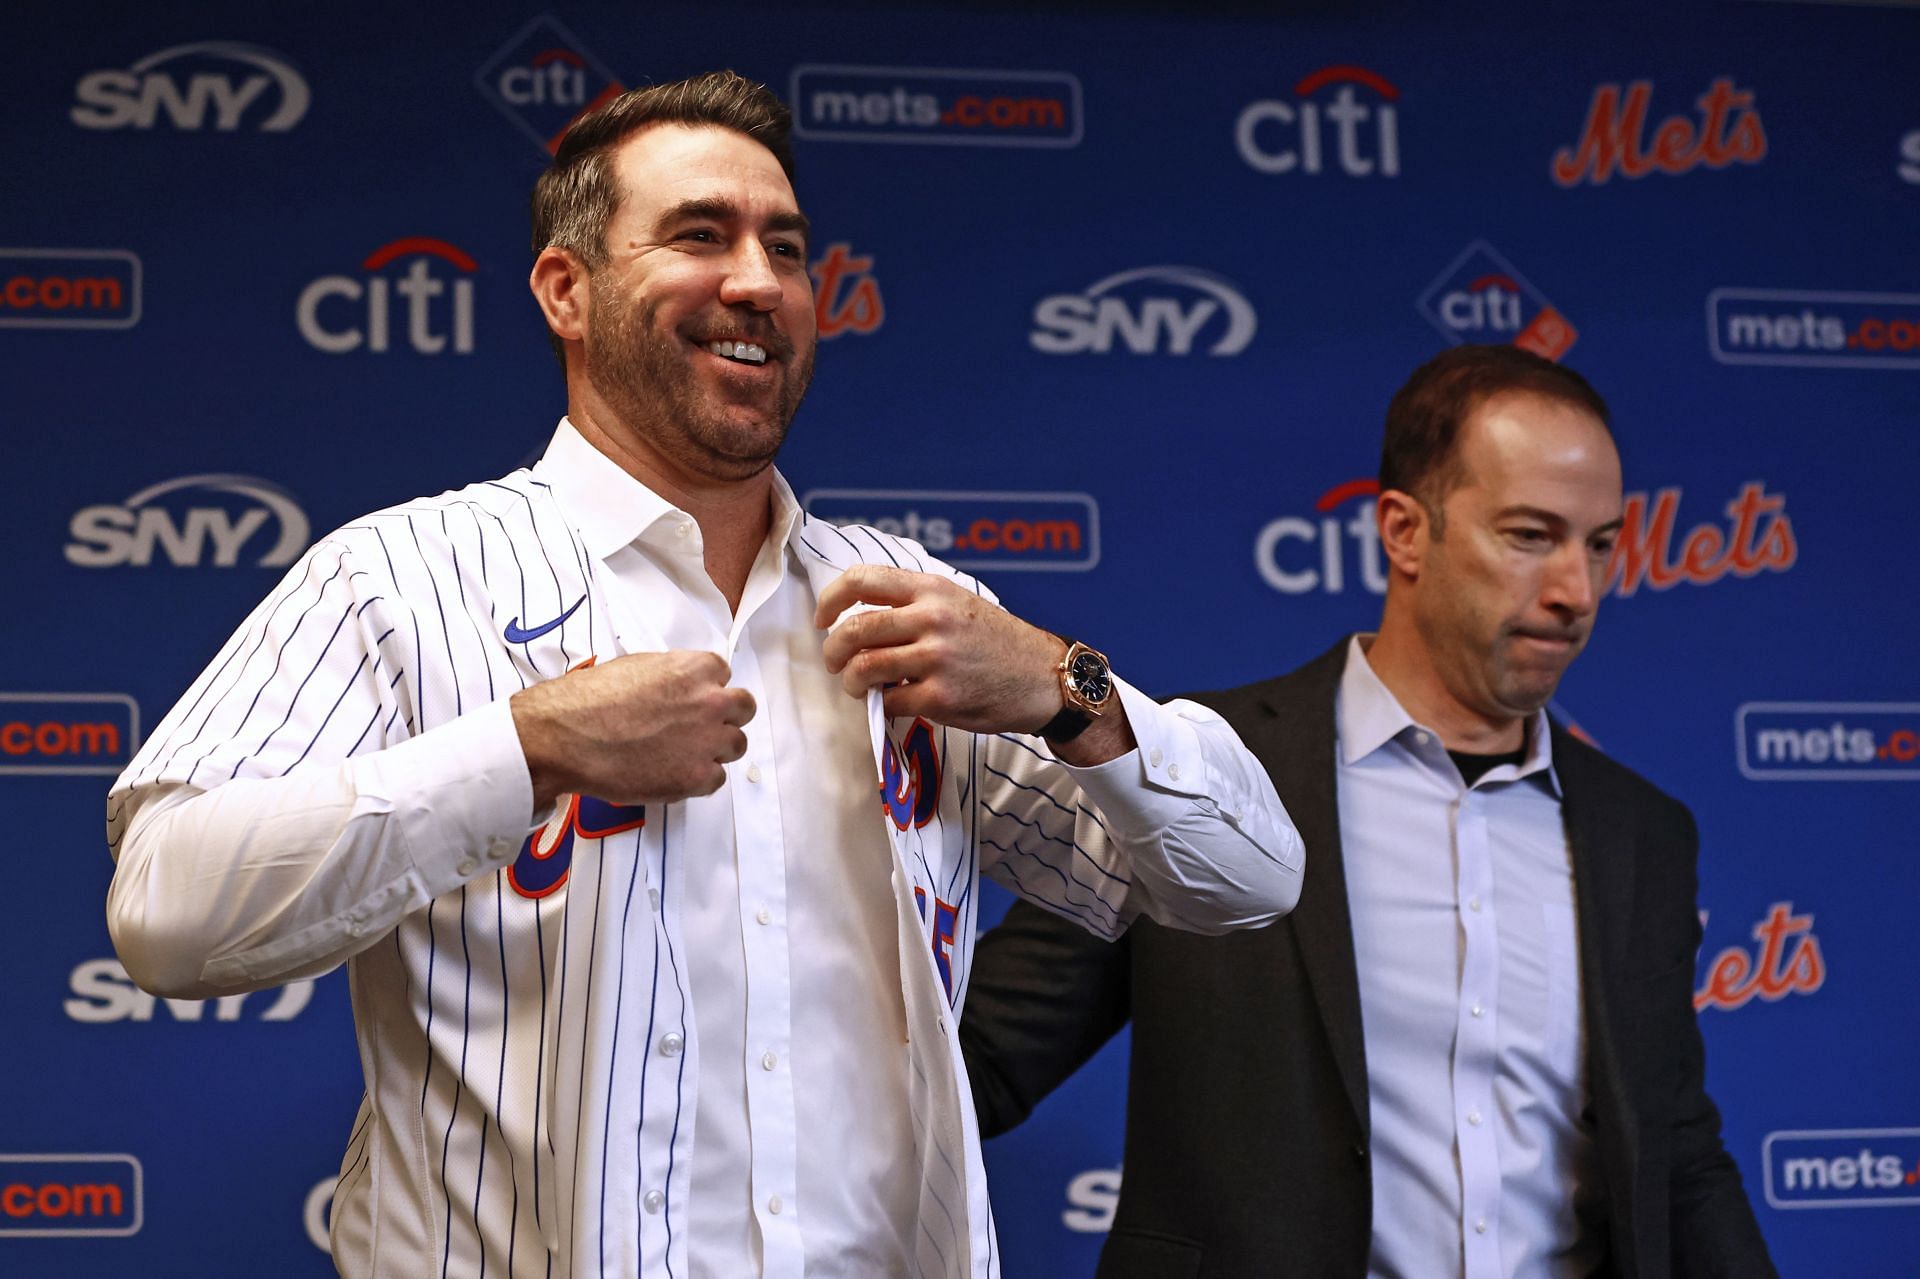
left=5, top=2, right=1918, bottom=1274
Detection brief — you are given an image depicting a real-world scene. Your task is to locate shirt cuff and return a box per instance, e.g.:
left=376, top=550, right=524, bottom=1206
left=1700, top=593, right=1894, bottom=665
left=350, top=697, right=537, bottom=894
left=1050, top=677, right=1209, bottom=835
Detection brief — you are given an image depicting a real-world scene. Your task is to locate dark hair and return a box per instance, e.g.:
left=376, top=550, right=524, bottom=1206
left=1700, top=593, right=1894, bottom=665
left=1380, top=344, right=1611, bottom=531
left=529, top=70, right=796, bottom=358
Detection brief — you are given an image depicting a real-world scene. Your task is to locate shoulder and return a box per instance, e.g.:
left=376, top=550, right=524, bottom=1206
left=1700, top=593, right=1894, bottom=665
left=1553, top=726, right=1694, bottom=831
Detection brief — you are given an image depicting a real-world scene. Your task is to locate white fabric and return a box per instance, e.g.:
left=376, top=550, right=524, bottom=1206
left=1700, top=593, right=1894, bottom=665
left=1336, top=636, right=1601, bottom=1279
left=105, top=418, right=1305, bottom=1279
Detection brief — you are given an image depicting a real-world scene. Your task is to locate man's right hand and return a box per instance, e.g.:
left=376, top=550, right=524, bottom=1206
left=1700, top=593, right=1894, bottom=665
left=509, top=650, right=756, bottom=811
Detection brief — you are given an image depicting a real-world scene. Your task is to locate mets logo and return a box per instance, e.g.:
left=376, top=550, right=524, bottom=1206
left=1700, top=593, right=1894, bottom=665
left=509, top=791, right=646, bottom=899
left=881, top=717, right=941, bottom=829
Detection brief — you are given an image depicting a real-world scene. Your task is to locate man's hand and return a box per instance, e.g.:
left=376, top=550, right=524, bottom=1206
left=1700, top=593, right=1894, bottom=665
left=510, top=651, right=755, bottom=811
left=815, top=565, right=1135, bottom=764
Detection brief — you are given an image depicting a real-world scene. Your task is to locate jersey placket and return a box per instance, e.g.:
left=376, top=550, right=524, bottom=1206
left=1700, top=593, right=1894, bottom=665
left=723, top=624, right=804, bottom=1273
left=1452, top=781, right=1503, bottom=1274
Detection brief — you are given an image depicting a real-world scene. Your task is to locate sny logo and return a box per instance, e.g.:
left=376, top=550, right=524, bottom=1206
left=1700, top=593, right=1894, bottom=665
left=73, top=42, right=308, bottom=132
left=1694, top=902, right=1824, bottom=1012
left=1737, top=704, right=1920, bottom=781
left=812, top=243, right=883, bottom=338
left=0, top=694, right=138, bottom=776
left=1765, top=1130, right=1920, bottom=1210
left=66, top=474, right=309, bottom=569
left=1237, top=65, right=1400, bottom=178
left=65, top=958, right=314, bottom=1023
left=1031, top=266, right=1256, bottom=356
left=0, top=249, right=140, bottom=330
left=0, top=1156, right=142, bottom=1238
left=298, top=238, right=475, bottom=355
left=1552, top=77, right=1764, bottom=186
left=1417, top=242, right=1577, bottom=361
left=803, top=490, right=1100, bottom=573
left=474, top=16, right=624, bottom=155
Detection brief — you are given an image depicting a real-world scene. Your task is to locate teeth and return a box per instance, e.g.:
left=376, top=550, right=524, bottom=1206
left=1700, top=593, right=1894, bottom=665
left=705, top=340, right=768, bottom=365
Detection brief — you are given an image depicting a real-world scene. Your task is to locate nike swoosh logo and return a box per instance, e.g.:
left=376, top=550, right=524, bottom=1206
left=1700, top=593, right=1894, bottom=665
left=504, top=595, right=586, bottom=644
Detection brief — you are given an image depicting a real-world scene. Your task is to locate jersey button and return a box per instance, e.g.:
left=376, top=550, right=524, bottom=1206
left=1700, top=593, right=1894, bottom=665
left=455, top=858, right=477, bottom=877
left=659, top=1032, right=684, bottom=1058
left=643, top=1190, right=663, bottom=1214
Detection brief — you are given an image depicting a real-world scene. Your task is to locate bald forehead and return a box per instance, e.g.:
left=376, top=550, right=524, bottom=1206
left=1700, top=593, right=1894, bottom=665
left=1459, top=390, right=1617, bottom=478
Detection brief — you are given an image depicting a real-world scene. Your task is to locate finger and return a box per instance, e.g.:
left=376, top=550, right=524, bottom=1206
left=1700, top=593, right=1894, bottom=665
left=689, top=650, right=732, bottom=684
left=880, top=680, right=941, bottom=723
left=841, top=641, right=930, bottom=699
left=820, top=603, right=924, bottom=673
left=814, top=564, right=927, bottom=630
left=716, top=727, right=748, bottom=764
left=690, top=762, right=728, bottom=797
left=720, top=687, right=757, bottom=726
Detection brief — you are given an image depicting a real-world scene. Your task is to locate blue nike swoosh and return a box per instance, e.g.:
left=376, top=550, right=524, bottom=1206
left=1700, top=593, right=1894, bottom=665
left=504, top=595, right=586, bottom=644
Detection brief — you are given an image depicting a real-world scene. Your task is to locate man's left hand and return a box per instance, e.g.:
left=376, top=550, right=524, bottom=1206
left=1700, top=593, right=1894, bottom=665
left=816, top=565, right=1134, bottom=763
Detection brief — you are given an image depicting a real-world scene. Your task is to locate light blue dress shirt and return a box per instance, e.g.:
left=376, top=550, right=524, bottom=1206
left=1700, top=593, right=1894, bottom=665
left=1336, top=637, right=1602, bottom=1279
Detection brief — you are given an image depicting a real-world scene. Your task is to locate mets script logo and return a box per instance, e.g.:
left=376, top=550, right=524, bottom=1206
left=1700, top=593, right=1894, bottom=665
left=1552, top=77, right=1765, bottom=186
left=882, top=717, right=941, bottom=830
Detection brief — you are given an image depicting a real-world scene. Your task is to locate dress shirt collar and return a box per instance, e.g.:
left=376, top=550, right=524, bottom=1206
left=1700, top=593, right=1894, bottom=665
left=534, top=416, right=804, bottom=564
left=1338, top=634, right=1560, bottom=795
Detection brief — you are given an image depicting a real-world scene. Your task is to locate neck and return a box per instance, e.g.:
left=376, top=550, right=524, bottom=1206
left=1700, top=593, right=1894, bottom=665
left=1363, top=609, right=1527, bottom=754
left=567, top=393, right=774, bottom=612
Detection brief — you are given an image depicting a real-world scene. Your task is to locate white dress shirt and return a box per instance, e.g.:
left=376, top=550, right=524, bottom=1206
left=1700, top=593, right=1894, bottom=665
left=1336, top=636, right=1601, bottom=1279
left=105, top=419, right=1304, bottom=1278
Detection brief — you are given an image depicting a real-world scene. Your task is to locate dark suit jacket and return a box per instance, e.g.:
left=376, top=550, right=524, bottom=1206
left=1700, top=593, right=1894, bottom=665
left=960, top=639, right=1776, bottom=1279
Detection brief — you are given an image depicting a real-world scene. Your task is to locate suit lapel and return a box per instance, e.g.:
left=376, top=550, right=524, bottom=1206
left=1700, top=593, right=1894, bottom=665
left=1226, top=640, right=1371, bottom=1137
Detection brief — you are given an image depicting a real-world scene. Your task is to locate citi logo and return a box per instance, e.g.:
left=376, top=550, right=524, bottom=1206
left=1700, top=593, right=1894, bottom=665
left=1256, top=478, right=1385, bottom=596
left=64, top=958, right=315, bottom=1023
left=65, top=473, right=309, bottom=569
left=474, top=15, right=623, bottom=155
left=72, top=41, right=308, bottom=132
left=1764, top=1130, right=1920, bottom=1210
left=1416, top=242, right=1578, bottom=362
left=1552, top=77, right=1765, bottom=187
left=297, top=237, right=475, bottom=355
left=1236, top=65, right=1400, bottom=178
left=1030, top=267, right=1256, bottom=356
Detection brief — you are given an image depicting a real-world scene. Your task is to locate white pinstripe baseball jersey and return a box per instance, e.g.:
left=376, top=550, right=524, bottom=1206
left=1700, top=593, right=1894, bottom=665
left=106, top=420, right=1304, bottom=1278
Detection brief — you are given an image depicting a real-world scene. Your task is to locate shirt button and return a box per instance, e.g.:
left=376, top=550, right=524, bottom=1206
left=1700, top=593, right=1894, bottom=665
left=1415, top=731, right=1431, bottom=746
left=1149, top=748, right=1164, bottom=767
left=747, top=763, right=763, bottom=784
left=1475, top=1218, right=1488, bottom=1235
left=767, top=1195, right=783, bottom=1215
left=1467, top=1109, right=1483, bottom=1127
left=761, top=1051, right=777, bottom=1071
left=345, top=920, right=364, bottom=938
left=456, top=857, right=477, bottom=877
left=1467, top=896, right=1483, bottom=913
left=644, top=1190, right=663, bottom=1214
left=675, top=522, right=691, bottom=538
left=1167, top=763, right=1181, bottom=781
left=649, top=889, right=661, bottom=912
left=1471, top=1002, right=1485, bottom=1018
left=659, top=1032, right=684, bottom=1058
left=755, top=907, right=771, bottom=926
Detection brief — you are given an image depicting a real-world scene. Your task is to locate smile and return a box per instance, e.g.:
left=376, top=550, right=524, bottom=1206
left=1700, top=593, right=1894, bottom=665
left=704, top=339, right=768, bottom=366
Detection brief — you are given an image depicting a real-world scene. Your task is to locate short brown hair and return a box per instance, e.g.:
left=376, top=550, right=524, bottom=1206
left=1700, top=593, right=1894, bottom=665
left=1380, top=345, right=1610, bottom=530
left=529, top=70, right=796, bottom=358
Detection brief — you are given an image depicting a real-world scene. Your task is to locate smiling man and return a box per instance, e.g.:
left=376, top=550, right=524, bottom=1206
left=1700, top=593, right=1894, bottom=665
left=102, top=72, right=1303, bottom=1279
left=960, top=346, right=1778, bottom=1278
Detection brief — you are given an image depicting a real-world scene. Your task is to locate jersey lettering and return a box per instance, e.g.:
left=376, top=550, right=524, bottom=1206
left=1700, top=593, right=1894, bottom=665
left=881, top=716, right=941, bottom=830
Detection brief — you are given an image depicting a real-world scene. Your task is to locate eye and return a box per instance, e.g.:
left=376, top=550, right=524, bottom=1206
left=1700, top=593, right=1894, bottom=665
left=1590, top=535, right=1618, bottom=556
left=767, top=239, right=804, bottom=259
left=677, top=228, right=719, bottom=245
left=1505, top=527, right=1551, bottom=547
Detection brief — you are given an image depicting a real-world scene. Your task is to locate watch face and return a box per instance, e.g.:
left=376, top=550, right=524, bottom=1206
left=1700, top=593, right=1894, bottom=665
left=1068, top=651, right=1112, bottom=705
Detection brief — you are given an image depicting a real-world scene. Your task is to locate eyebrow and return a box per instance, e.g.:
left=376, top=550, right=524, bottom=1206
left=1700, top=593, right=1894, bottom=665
left=1493, top=504, right=1625, bottom=537
left=655, top=197, right=812, bottom=247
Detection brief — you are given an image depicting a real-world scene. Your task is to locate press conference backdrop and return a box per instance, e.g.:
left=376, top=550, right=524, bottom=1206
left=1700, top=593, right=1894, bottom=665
left=6, top=0, right=1917, bottom=1273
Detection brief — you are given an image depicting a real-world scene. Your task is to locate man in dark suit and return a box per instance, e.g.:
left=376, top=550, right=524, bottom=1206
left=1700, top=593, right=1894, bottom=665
left=959, top=346, right=1776, bottom=1278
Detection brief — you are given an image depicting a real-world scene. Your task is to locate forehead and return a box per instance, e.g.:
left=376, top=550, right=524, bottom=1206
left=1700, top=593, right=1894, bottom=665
left=1453, top=390, right=1622, bottom=513
left=608, top=123, right=799, bottom=220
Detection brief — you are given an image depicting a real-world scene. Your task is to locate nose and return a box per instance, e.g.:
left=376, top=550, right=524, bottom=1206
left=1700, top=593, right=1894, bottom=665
left=718, top=240, right=784, bottom=313
left=1541, top=541, right=1600, bottom=621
